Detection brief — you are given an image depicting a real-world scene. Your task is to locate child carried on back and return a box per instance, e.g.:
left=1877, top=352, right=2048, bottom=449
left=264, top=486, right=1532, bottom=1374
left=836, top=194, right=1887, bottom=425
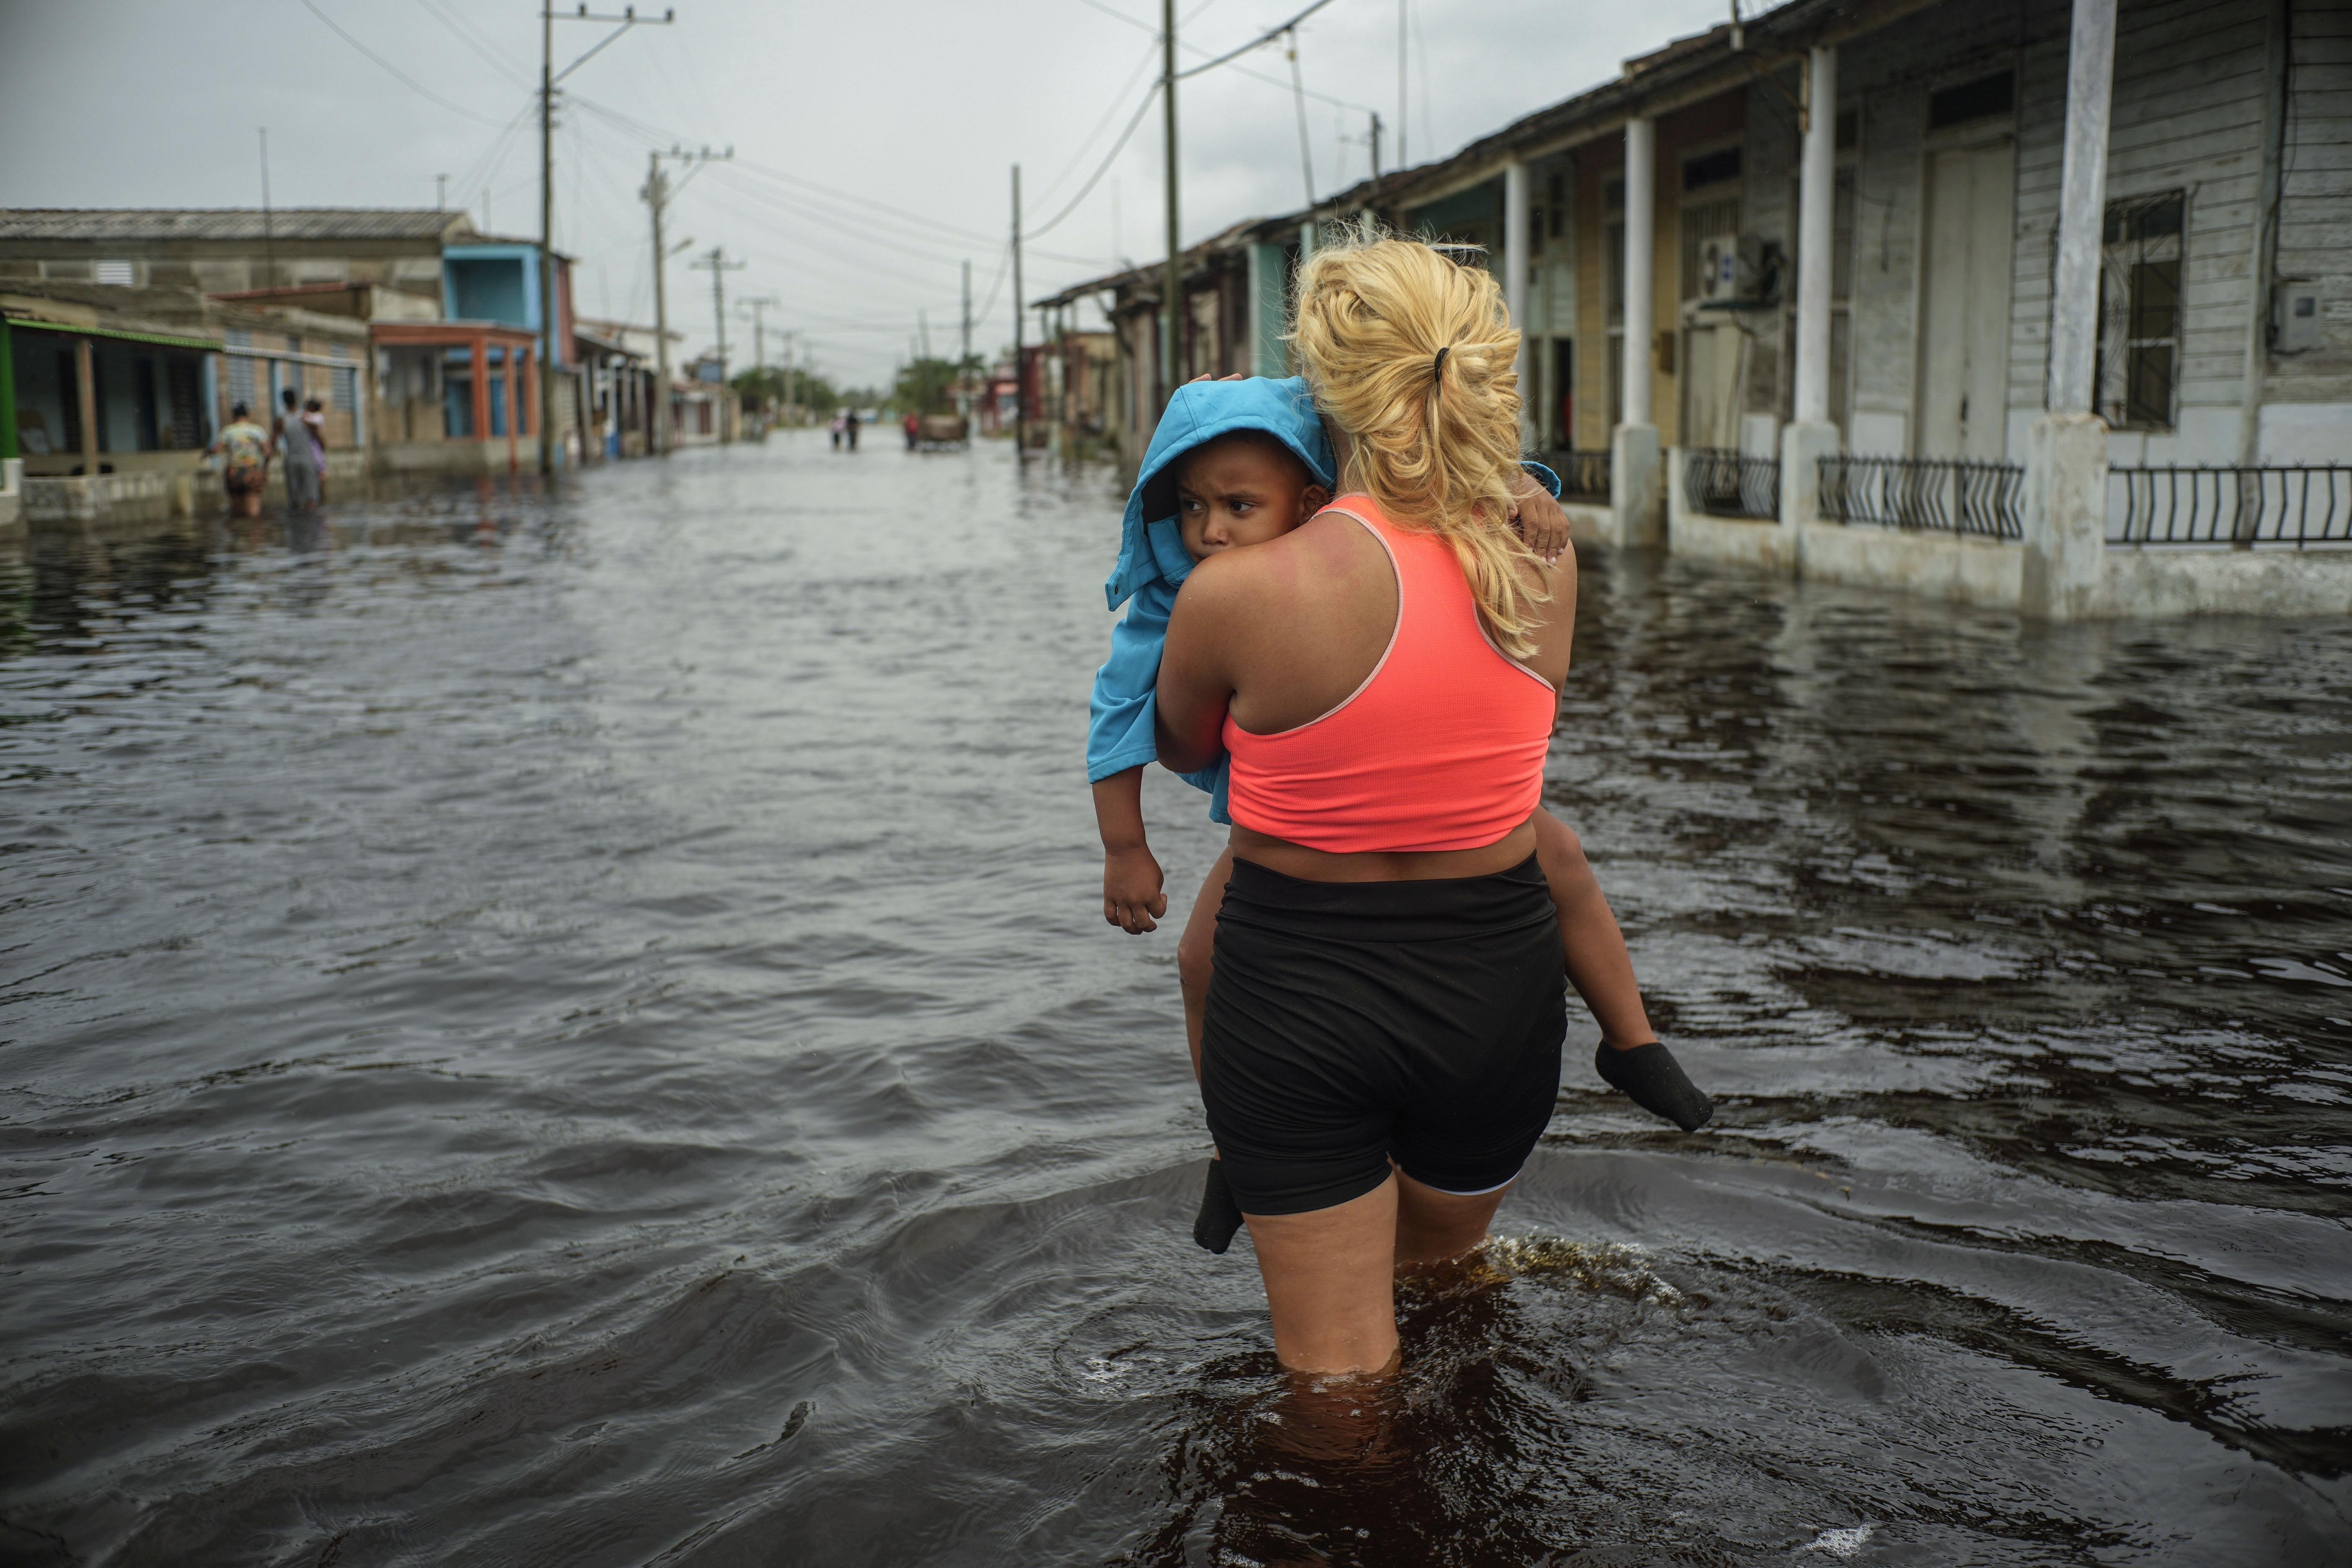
left=1087, top=376, right=1712, bottom=1253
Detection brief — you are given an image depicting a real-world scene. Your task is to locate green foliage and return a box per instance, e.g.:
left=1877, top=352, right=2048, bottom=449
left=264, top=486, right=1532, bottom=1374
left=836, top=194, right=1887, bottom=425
left=729, top=365, right=840, bottom=417
left=887, top=355, right=982, bottom=415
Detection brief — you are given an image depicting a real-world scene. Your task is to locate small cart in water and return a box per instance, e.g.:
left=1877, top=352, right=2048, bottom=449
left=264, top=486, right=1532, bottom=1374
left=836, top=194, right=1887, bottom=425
left=917, top=414, right=970, bottom=451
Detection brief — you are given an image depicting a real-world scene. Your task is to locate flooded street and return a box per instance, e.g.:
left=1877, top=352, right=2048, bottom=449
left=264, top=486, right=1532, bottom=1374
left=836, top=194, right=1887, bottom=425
left=3, top=432, right=2348, bottom=1565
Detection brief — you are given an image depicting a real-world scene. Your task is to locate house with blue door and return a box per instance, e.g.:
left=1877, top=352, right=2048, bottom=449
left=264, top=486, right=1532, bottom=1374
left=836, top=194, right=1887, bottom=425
left=372, top=237, right=580, bottom=475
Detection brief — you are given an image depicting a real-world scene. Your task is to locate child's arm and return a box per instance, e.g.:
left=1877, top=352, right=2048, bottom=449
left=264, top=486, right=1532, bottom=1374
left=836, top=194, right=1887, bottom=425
left=1093, top=767, right=1167, bottom=934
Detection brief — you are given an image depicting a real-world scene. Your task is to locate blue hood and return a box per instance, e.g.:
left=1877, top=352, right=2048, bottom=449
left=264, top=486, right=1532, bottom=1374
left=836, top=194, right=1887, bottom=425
left=1104, top=376, right=1336, bottom=612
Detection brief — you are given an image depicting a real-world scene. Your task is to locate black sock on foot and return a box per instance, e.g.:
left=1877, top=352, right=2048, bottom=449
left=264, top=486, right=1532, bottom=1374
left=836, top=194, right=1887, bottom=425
left=1595, top=1041, right=1714, bottom=1131
left=1193, top=1159, right=1243, bottom=1254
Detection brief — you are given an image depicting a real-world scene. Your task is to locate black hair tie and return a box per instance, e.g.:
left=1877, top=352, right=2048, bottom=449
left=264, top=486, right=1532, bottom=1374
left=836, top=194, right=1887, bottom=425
left=1432, top=345, right=1451, bottom=384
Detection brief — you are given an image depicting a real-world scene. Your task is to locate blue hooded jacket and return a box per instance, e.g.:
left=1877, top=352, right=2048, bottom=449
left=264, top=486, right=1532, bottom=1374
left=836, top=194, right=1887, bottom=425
left=1086, top=377, right=1334, bottom=823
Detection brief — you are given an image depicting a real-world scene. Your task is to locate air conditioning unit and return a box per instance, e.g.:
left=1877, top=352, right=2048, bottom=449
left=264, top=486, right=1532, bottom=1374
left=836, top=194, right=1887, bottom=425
left=1697, top=234, right=1776, bottom=305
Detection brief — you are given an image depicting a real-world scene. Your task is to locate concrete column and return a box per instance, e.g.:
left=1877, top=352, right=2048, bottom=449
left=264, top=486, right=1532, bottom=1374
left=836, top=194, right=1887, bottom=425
left=1779, top=419, right=1840, bottom=547
left=1622, top=119, right=1654, bottom=427
left=2024, top=413, right=2108, bottom=619
left=2048, top=0, right=2118, bottom=415
left=1614, top=117, right=1662, bottom=546
left=2027, top=0, right=2118, bottom=620
left=1784, top=47, right=1841, bottom=561
left=1504, top=159, right=1533, bottom=447
left=470, top=336, right=490, bottom=444
left=1792, top=46, right=1838, bottom=426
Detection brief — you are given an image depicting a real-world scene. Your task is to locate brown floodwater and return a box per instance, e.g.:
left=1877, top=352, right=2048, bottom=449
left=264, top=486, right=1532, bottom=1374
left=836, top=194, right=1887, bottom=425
left=1, top=433, right=2347, bottom=1565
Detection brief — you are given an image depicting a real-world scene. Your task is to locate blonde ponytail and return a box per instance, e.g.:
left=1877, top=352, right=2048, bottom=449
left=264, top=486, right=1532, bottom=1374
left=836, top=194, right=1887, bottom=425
left=1289, top=220, right=1546, bottom=657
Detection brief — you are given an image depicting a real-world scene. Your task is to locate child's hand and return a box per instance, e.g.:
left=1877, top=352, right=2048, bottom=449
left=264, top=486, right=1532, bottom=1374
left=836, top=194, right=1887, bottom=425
left=1103, top=844, right=1169, bottom=934
left=1509, top=484, right=1572, bottom=563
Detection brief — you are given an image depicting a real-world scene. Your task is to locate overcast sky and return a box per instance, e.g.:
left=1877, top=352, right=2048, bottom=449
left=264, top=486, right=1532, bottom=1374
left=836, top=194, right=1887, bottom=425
left=0, top=0, right=1728, bottom=387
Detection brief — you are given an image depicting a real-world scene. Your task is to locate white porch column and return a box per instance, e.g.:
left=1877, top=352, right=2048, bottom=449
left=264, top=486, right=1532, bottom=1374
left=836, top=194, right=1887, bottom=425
left=1783, top=45, right=1841, bottom=540
left=2048, top=0, right=2118, bottom=414
left=1503, top=158, right=1533, bottom=446
left=1621, top=120, right=1654, bottom=429
left=2027, top=0, right=2118, bottom=620
left=1612, top=116, right=1662, bottom=546
left=1792, top=47, right=1837, bottom=426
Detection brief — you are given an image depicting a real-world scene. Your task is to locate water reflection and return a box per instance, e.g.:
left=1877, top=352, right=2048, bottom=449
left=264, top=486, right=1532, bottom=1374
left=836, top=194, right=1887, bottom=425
left=0, top=437, right=2346, bottom=1565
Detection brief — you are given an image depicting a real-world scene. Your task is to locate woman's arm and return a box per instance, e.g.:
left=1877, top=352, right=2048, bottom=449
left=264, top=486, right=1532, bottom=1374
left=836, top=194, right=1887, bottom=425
left=1154, top=558, right=1243, bottom=774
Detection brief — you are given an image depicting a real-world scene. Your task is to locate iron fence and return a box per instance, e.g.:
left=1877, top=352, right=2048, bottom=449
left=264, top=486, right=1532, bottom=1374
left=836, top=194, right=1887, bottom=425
left=1683, top=446, right=1779, bottom=520
left=2109, top=465, right=2352, bottom=548
left=1818, top=454, right=2024, bottom=540
left=1542, top=449, right=1611, bottom=501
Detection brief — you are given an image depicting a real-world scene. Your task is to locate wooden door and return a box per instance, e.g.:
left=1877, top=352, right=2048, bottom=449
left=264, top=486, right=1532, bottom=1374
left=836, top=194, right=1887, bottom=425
left=1915, top=139, right=2015, bottom=459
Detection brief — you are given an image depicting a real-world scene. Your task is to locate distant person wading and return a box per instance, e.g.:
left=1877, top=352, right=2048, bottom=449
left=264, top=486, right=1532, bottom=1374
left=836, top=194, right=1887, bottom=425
left=275, top=387, right=319, bottom=513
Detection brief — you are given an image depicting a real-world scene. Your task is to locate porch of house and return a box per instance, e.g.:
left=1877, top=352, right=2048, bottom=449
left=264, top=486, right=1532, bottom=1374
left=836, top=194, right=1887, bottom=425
left=369, top=321, right=542, bottom=476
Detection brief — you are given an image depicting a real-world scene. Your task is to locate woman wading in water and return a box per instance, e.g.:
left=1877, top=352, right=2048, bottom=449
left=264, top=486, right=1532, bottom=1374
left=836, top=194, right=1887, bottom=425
left=1157, top=228, right=1585, bottom=1376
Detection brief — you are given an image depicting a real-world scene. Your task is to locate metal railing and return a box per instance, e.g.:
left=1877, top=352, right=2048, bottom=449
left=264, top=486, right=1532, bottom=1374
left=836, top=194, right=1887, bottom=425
left=1683, top=446, right=1779, bottom=520
left=1543, top=449, right=1611, bottom=501
left=1818, top=454, right=2024, bottom=540
left=2109, top=465, right=2352, bottom=549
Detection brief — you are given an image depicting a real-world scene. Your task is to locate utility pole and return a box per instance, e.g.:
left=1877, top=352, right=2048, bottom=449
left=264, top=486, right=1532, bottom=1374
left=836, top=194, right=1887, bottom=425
left=1287, top=28, right=1314, bottom=208
left=919, top=308, right=933, bottom=414
left=1397, top=0, right=1408, bottom=170
left=542, top=5, right=674, bottom=476
left=258, top=129, right=275, bottom=289
left=642, top=145, right=726, bottom=455
left=691, top=247, right=745, bottom=439
left=437, top=172, right=449, bottom=210
left=959, top=258, right=973, bottom=417
left=740, top=293, right=779, bottom=426
left=1161, top=0, right=1181, bottom=408
left=1011, top=164, right=1025, bottom=449
left=1369, top=111, right=1382, bottom=188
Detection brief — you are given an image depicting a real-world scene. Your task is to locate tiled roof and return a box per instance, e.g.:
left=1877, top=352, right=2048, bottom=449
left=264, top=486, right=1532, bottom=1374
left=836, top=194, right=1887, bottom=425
left=0, top=209, right=477, bottom=244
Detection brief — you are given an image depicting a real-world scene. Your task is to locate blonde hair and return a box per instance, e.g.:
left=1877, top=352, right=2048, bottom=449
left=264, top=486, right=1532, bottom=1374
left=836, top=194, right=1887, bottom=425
left=1289, top=220, right=1545, bottom=656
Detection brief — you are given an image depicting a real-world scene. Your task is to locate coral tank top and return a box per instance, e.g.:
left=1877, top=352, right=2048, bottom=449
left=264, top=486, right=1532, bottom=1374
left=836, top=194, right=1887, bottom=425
left=1222, top=494, right=1558, bottom=854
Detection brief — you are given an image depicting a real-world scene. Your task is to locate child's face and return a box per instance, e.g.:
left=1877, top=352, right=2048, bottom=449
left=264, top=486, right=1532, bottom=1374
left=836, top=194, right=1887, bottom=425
left=1174, top=438, right=1330, bottom=561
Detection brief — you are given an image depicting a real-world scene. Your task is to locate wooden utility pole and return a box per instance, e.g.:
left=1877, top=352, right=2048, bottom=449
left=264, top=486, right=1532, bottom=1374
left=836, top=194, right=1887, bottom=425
left=258, top=129, right=275, bottom=289
left=959, top=258, right=973, bottom=417
left=645, top=153, right=672, bottom=454
left=691, top=247, right=746, bottom=439
left=643, top=143, right=728, bottom=455
left=542, top=5, right=674, bottom=475
left=1011, top=165, right=1025, bottom=448
left=1161, top=0, right=1180, bottom=406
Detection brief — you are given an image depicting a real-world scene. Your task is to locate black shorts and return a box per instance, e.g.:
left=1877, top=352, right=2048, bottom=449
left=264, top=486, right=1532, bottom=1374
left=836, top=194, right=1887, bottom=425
left=1200, top=854, right=1566, bottom=1217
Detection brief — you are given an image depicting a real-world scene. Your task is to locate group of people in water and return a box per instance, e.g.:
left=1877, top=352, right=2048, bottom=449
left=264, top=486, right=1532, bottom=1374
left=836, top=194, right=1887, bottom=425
left=1087, top=224, right=1711, bottom=1377
left=206, top=386, right=330, bottom=520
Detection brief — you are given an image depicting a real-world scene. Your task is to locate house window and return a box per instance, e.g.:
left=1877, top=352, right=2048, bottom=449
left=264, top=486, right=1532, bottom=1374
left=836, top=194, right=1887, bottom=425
left=1929, top=71, right=2014, bottom=130
left=94, top=259, right=134, bottom=286
left=1682, top=146, right=1741, bottom=191
left=331, top=344, right=357, bottom=413
left=2097, top=191, right=2185, bottom=431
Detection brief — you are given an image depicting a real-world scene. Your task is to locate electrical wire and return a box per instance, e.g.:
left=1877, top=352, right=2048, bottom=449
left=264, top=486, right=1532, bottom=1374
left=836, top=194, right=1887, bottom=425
left=297, top=0, right=510, bottom=125
left=1024, top=81, right=1161, bottom=239
left=409, top=0, right=528, bottom=83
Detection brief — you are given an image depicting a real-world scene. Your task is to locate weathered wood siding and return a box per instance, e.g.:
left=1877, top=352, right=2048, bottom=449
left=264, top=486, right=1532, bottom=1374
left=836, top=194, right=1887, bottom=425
left=2270, top=0, right=2352, bottom=413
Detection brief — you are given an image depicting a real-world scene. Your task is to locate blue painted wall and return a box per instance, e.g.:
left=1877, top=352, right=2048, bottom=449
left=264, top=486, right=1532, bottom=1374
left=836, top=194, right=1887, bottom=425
left=443, top=244, right=541, bottom=332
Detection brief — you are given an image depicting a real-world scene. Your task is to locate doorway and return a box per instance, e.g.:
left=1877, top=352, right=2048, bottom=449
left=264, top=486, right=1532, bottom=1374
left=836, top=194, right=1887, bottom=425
left=1915, top=139, right=2015, bottom=459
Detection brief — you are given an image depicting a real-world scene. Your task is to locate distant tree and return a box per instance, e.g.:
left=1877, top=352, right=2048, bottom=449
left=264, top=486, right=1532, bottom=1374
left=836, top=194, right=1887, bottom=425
left=888, top=356, right=967, bottom=415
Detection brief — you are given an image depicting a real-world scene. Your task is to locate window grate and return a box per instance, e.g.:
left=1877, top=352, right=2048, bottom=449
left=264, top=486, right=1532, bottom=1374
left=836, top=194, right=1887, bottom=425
left=2095, top=192, right=2184, bottom=432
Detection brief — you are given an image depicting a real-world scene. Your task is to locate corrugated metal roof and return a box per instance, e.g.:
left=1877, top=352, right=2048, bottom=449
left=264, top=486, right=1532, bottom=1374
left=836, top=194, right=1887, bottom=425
left=0, top=209, right=477, bottom=244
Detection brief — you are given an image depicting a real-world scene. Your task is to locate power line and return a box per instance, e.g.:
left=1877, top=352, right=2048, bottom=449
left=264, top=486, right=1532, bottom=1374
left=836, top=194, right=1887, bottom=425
left=1025, top=80, right=1161, bottom=239
left=1174, top=0, right=1340, bottom=79
left=409, top=0, right=527, bottom=82
left=297, top=0, right=508, bottom=125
